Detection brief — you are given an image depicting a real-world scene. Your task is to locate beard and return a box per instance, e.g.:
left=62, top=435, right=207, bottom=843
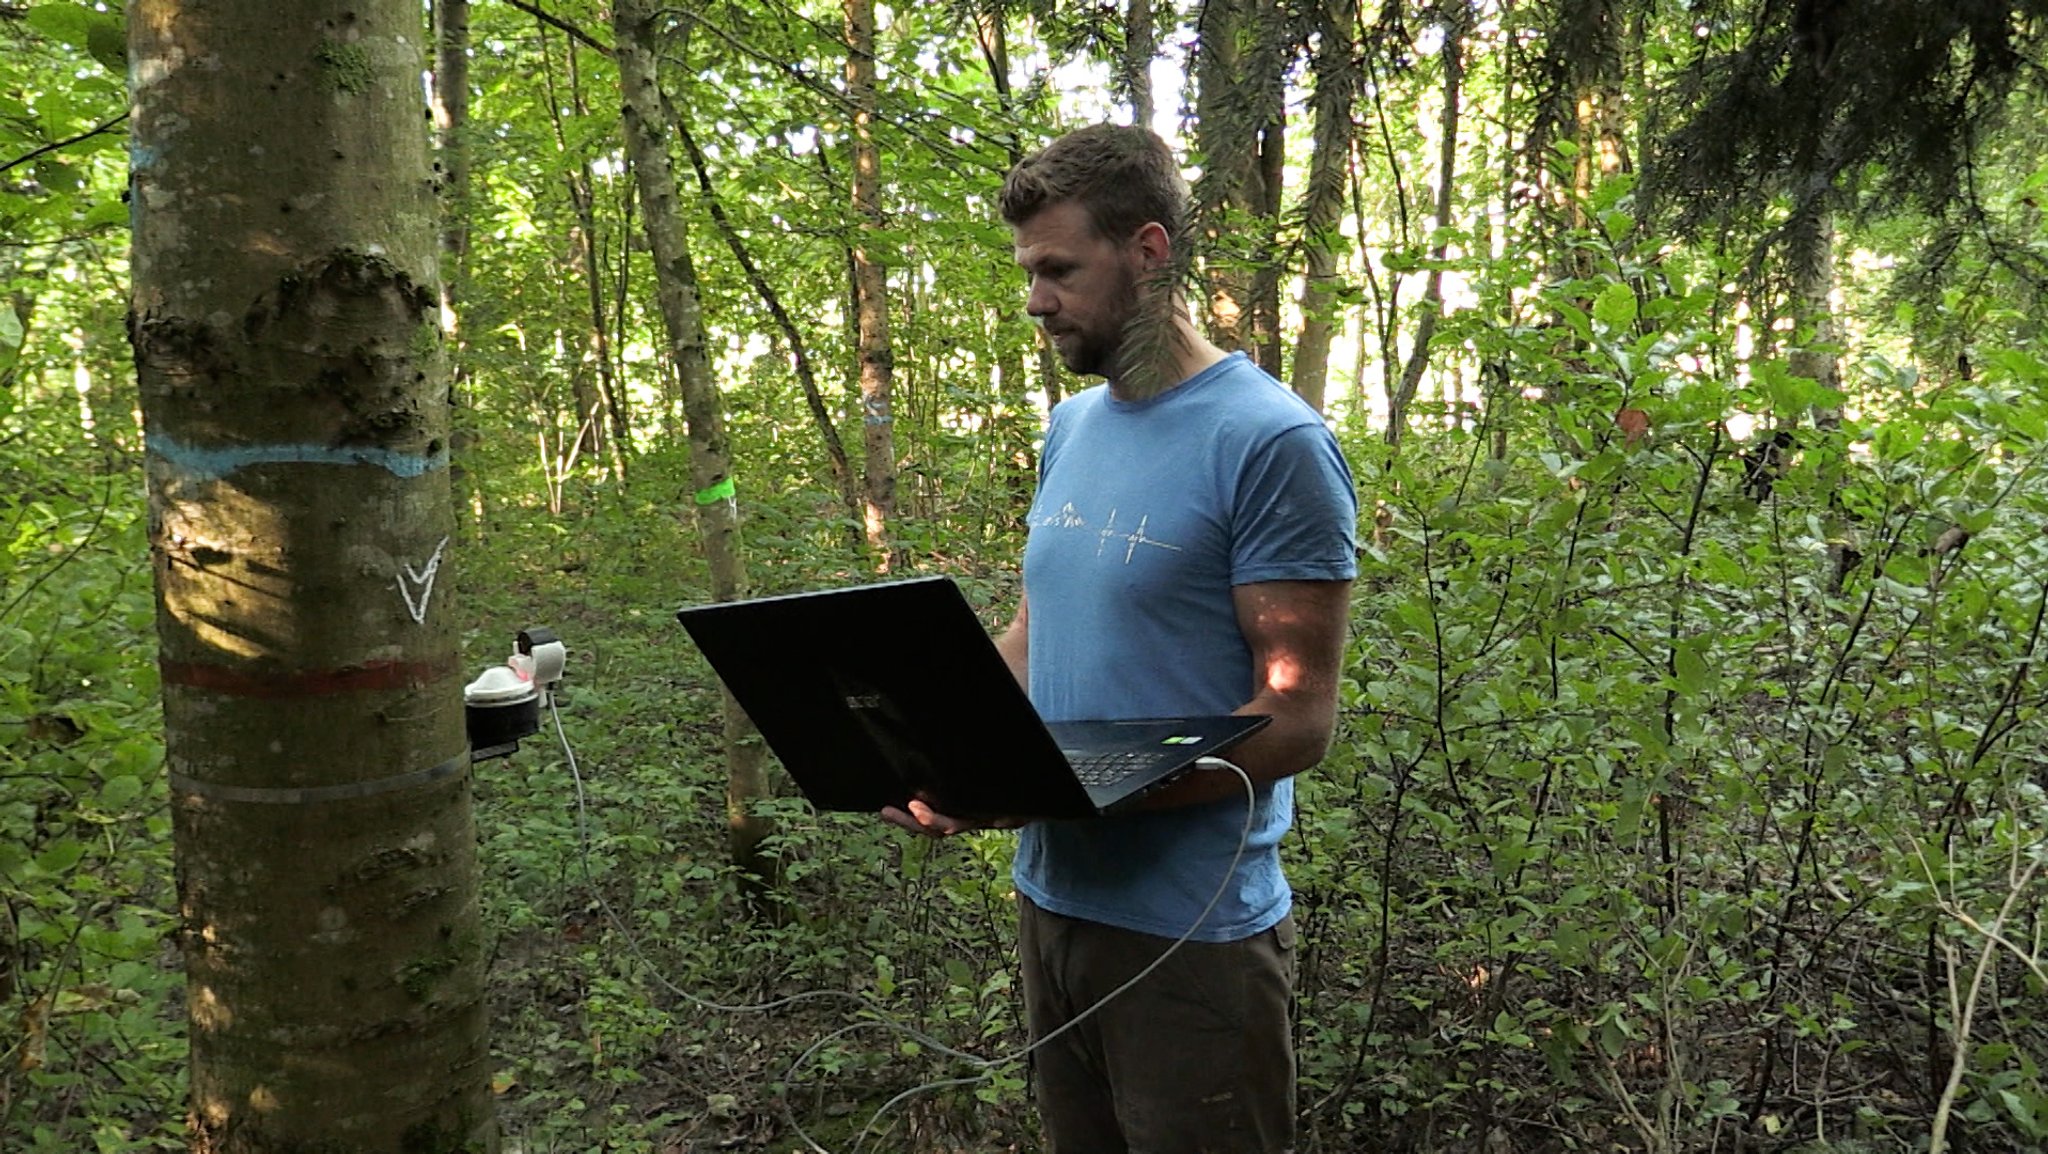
left=1051, top=329, right=1121, bottom=379
left=1045, top=268, right=1137, bottom=379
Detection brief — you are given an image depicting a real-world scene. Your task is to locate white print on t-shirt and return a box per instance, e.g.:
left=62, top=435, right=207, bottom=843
left=1033, top=502, right=1184, bottom=564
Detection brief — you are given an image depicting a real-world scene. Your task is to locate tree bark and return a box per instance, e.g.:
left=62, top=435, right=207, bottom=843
left=1193, top=0, right=1288, bottom=372
left=1387, top=0, right=1469, bottom=449
left=430, top=0, right=482, bottom=534
left=128, top=2, right=493, bottom=1148
left=846, top=0, right=904, bottom=570
left=1193, top=0, right=1256, bottom=356
left=1124, top=0, right=1157, bottom=127
left=1786, top=204, right=1853, bottom=592
left=1288, top=0, right=1360, bottom=413
left=431, top=0, right=468, bottom=335
left=610, top=0, right=774, bottom=886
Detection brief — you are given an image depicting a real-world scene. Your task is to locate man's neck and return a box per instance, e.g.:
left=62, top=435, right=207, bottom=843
left=1107, top=318, right=1229, bottom=403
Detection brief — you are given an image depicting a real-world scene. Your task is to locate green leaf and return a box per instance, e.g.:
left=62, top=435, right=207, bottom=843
left=81, top=196, right=129, bottom=230
left=1593, top=283, right=1636, bottom=332
left=1996, top=1089, right=2040, bottom=1133
left=98, top=774, right=142, bottom=809
left=33, top=838, right=86, bottom=876
left=24, top=2, right=94, bottom=48
left=24, top=3, right=126, bottom=74
left=35, top=158, right=85, bottom=194
left=1673, top=641, right=1709, bottom=695
left=1882, top=553, right=1929, bottom=585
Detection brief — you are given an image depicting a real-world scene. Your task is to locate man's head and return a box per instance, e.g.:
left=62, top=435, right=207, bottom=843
left=1002, top=126, right=1188, bottom=382
left=998, top=124, right=1188, bottom=244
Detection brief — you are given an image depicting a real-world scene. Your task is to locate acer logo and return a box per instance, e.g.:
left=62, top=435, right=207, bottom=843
left=845, top=694, right=885, bottom=710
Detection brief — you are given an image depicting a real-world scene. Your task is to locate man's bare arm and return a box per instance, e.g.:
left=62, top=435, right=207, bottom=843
left=993, top=593, right=1029, bottom=690
left=1133, top=578, right=1353, bottom=810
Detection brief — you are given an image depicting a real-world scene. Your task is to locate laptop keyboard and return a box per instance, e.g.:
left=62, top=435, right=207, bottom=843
left=1063, top=751, right=1153, bottom=787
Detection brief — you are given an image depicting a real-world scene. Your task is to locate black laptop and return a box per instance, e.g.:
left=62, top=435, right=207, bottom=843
left=675, top=577, right=1268, bottom=820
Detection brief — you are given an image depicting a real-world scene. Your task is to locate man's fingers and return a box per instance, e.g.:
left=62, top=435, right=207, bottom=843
left=882, top=803, right=955, bottom=837
left=880, top=806, right=931, bottom=834
left=883, top=800, right=1020, bottom=837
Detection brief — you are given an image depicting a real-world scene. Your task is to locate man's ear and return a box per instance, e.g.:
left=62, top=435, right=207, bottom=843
left=1131, top=221, right=1172, bottom=270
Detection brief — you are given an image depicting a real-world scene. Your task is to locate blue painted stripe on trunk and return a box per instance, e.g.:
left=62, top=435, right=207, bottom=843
left=147, top=433, right=448, bottom=479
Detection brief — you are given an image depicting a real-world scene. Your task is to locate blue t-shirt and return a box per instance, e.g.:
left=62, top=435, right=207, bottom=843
left=1012, top=352, right=1358, bottom=941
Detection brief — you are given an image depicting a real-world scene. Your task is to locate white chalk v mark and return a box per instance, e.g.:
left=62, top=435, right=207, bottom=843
left=397, top=536, right=450, bottom=625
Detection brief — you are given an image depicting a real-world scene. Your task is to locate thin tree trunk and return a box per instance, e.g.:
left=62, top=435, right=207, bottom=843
left=1193, top=0, right=1289, bottom=371
left=1038, top=332, right=1064, bottom=408
left=1387, top=0, right=1469, bottom=450
left=129, top=2, right=493, bottom=1147
left=431, top=0, right=468, bottom=343
left=846, top=0, right=904, bottom=571
left=1288, top=0, right=1361, bottom=413
left=1786, top=204, right=1852, bottom=593
left=973, top=8, right=1043, bottom=506
left=567, top=42, right=632, bottom=479
left=611, top=0, right=773, bottom=887
left=1124, top=0, right=1157, bottom=126
left=431, top=0, right=482, bottom=534
left=534, top=27, right=604, bottom=477
left=673, top=103, right=861, bottom=547
left=1193, top=0, right=1258, bottom=355
left=1358, top=45, right=1410, bottom=413
left=1250, top=109, right=1287, bottom=375
left=574, top=198, right=630, bottom=484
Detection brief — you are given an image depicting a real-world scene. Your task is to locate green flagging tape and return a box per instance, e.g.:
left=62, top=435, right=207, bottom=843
left=694, top=477, right=737, bottom=505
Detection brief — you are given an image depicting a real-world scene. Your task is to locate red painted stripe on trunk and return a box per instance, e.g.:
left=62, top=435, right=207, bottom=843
left=161, top=657, right=458, bottom=697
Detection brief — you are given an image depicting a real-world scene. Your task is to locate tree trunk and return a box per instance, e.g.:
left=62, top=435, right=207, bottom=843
left=1288, top=0, right=1360, bottom=413
left=674, top=104, right=861, bottom=549
left=1193, top=0, right=1288, bottom=372
left=846, top=0, right=904, bottom=571
left=1528, top=0, right=1630, bottom=428
left=1193, top=0, right=1257, bottom=355
left=563, top=40, right=632, bottom=481
left=1124, top=0, right=1158, bottom=126
left=128, top=2, right=493, bottom=1148
left=1038, top=332, right=1064, bottom=408
left=530, top=27, right=630, bottom=488
left=1387, top=0, right=1469, bottom=450
left=973, top=8, right=1045, bottom=509
left=1250, top=111, right=1287, bottom=376
left=430, top=0, right=482, bottom=535
left=610, top=0, right=774, bottom=886
left=1786, top=204, right=1854, bottom=592
left=1564, top=0, right=1630, bottom=260
left=431, top=0, right=468, bottom=335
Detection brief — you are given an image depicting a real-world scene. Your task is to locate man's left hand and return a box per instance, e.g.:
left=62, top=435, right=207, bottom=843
left=880, top=797, right=1023, bottom=837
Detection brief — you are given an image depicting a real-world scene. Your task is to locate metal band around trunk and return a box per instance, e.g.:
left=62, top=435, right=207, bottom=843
left=168, top=751, right=469, bottom=805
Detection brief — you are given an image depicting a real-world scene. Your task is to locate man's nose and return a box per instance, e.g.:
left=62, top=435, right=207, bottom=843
left=1025, top=279, right=1056, bottom=318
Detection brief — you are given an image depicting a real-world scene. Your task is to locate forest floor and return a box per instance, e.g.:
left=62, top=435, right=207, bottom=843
left=469, top=556, right=1047, bottom=1154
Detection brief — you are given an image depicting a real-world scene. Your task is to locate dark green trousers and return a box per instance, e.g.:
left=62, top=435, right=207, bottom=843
left=1018, top=895, right=1297, bottom=1154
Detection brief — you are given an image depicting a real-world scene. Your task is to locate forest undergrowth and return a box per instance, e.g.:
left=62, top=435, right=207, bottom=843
left=5, top=336, right=2048, bottom=1153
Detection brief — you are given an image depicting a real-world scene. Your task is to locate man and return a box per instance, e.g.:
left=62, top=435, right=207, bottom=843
left=883, top=124, right=1357, bottom=1154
